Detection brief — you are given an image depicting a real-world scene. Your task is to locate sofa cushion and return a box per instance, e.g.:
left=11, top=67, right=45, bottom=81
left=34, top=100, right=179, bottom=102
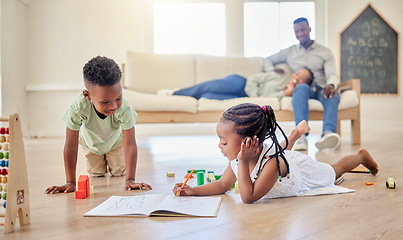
left=198, top=97, right=280, bottom=112
left=195, top=54, right=264, bottom=83
left=125, top=51, right=196, bottom=94
left=123, top=89, right=198, bottom=113
left=280, top=90, right=359, bottom=111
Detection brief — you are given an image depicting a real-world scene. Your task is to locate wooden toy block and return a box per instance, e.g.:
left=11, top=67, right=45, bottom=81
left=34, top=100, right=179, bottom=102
left=234, top=182, right=239, bottom=193
left=77, top=175, right=90, bottom=198
left=348, top=166, right=370, bottom=173
left=207, top=172, right=216, bottom=182
left=184, top=173, right=194, bottom=179
left=386, top=178, right=396, bottom=189
left=166, top=172, right=175, bottom=177
left=75, top=190, right=86, bottom=199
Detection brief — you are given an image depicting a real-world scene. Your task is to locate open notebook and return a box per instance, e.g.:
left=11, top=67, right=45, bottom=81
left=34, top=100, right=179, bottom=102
left=84, top=194, right=222, bottom=217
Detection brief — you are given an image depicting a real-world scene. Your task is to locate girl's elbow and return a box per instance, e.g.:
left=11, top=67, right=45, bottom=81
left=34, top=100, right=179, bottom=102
left=240, top=195, right=258, bottom=204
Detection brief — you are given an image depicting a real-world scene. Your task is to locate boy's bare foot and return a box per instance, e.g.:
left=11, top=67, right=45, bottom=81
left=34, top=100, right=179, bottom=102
left=359, top=148, right=378, bottom=176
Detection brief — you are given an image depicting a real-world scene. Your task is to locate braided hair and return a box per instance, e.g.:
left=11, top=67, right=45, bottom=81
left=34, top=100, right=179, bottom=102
left=221, top=103, right=290, bottom=181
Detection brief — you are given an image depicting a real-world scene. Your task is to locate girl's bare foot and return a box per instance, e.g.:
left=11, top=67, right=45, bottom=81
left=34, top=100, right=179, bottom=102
left=359, top=148, right=378, bottom=176
left=296, top=120, right=310, bottom=136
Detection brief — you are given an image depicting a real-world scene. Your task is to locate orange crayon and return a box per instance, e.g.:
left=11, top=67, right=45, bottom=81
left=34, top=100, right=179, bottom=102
left=176, top=169, right=195, bottom=196
left=365, top=182, right=373, bottom=186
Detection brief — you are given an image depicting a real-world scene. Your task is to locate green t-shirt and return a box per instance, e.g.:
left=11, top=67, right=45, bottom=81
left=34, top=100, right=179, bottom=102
left=63, top=93, right=137, bottom=155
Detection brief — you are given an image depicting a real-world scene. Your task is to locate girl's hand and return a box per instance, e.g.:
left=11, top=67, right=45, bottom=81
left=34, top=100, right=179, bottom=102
left=173, top=183, right=195, bottom=196
left=237, top=136, right=260, bottom=163
left=126, top=179, right=152, bottom=191
left=45, top=182, right=76, bottom=194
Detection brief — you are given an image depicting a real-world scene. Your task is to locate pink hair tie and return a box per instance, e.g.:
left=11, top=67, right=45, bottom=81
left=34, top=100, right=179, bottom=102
left=261, top=105, right=267, bottom=113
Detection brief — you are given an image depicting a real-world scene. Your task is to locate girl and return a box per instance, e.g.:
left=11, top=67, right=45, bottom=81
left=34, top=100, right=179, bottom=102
left=173, top=103, right=378, bottom=203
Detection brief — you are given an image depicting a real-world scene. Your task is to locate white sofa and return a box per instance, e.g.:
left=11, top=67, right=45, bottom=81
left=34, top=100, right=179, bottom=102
left=122, top=51, right=361, bottom=144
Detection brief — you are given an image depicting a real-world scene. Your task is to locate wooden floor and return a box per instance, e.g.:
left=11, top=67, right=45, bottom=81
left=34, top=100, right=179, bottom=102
left=1, top=121, right=403, bottom=239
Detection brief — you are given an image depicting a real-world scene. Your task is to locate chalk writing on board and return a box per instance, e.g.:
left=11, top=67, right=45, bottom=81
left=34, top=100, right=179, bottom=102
left=340, top=5, right=398, bottom=94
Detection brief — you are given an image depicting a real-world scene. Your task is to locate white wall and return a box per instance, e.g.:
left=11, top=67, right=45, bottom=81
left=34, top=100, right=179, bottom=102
left=26, top=0, right=146, bottom=136
left=1, top=0, right=28, bottom=130
left=327, top=0, right=403, bottom=124
left=1, top=0, right=403, bottom=137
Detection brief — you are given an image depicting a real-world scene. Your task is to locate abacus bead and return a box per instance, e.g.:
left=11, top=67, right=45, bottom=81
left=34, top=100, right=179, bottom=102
left=0, top=160, right=5, bottom=167
left=5, top=152, right=8, bottom=159
left=0, top=152, right=3, bottom=159
left=0, top=136, right=5, bottom=143
left=3, top=201, right=6, bottom=208
left=2, top=192, right=6, bottom=200
left=0, top=128, right=5, bottom=134
left=3, top=143, right=8, bottom=151
left=5, top=128, right=9, bottom=135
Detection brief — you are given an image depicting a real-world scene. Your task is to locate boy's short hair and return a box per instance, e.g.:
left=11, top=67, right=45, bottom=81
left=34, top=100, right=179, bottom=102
left=83, top=56, right=121, bottom=86
left=304, top=67, right=314, bottom=85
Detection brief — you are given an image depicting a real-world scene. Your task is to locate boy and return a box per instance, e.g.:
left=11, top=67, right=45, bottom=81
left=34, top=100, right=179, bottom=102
left=46, top=56, right=151, bottom=194
left=283, top=67, right=314, bottom=96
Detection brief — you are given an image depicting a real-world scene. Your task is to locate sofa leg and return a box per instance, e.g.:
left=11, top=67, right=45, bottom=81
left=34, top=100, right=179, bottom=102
left=351, top=119, right=361, bottom=145
left=337, top=120, right=341, bottom=135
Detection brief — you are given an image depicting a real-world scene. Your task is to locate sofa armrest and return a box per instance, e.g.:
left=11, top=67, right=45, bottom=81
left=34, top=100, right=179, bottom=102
left=338, top=79, right=361, bottom=100
left=121, top=63, right=127, bottom=89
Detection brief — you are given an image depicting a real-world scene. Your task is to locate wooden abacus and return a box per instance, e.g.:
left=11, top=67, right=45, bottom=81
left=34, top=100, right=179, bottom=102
left=0, top=113, right=30, bottom=234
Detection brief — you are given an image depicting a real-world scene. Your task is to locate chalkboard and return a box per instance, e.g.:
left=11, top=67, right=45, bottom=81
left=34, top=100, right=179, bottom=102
left=340, top=4, right=399, bottom=94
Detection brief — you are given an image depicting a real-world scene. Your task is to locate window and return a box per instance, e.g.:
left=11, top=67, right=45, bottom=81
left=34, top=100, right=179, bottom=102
left=244, top=2, right=315, bottom=57
left=154, top=3, right=226, bottom=56
left=150, top=1, right=316, bottom=57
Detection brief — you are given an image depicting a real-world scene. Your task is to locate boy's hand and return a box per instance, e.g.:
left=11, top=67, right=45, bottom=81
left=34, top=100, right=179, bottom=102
left=173, top=183, right=194, bottom=196
left=125, top=179, right=152, bottom=191
left=237, top=136, right=260, bottom=163
left=45, top=182, right=76, bottom=194
left=274, top=68, right=285, bottom=75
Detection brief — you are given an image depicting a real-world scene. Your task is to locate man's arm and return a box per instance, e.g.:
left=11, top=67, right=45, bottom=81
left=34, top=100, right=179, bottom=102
left=263, top=49, right=289, bottom=72
left=323, top=51, right=339, bottom=89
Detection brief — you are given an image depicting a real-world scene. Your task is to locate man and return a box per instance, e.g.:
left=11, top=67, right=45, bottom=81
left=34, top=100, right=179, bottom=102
left=264, top=17, right=340, bottom=151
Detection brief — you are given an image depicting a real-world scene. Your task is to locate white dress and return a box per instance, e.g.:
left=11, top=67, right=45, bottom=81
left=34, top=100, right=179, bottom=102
left=230, top=142, right=336, bottom=198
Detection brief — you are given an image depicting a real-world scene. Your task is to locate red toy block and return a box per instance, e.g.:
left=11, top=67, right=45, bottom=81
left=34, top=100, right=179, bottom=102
left=77, top=175, right=90, bottom=198
left=75, top=190, right=86, bottom=199
left=184, top=173, right=194, bottom=179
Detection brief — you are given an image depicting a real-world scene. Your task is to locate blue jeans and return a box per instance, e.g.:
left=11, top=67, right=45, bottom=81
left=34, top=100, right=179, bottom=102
left=173, top=75, right=247, bottom=100
left=292, top=84, right=340, bottom=134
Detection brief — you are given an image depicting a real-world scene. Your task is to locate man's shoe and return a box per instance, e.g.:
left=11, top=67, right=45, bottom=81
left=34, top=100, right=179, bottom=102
left=315, top=132, right=341, bottom=150
left=294, top=135, right=307, bottom=151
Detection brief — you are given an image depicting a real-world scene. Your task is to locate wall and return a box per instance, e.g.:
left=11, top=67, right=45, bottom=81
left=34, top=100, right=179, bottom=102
left=1, top=0, right=28, bottom=129
left=327, top=0, right=403, bottom=124
left=26, top=0, right=145, bottom=136
left=1, top=0, right=403, bottom=137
